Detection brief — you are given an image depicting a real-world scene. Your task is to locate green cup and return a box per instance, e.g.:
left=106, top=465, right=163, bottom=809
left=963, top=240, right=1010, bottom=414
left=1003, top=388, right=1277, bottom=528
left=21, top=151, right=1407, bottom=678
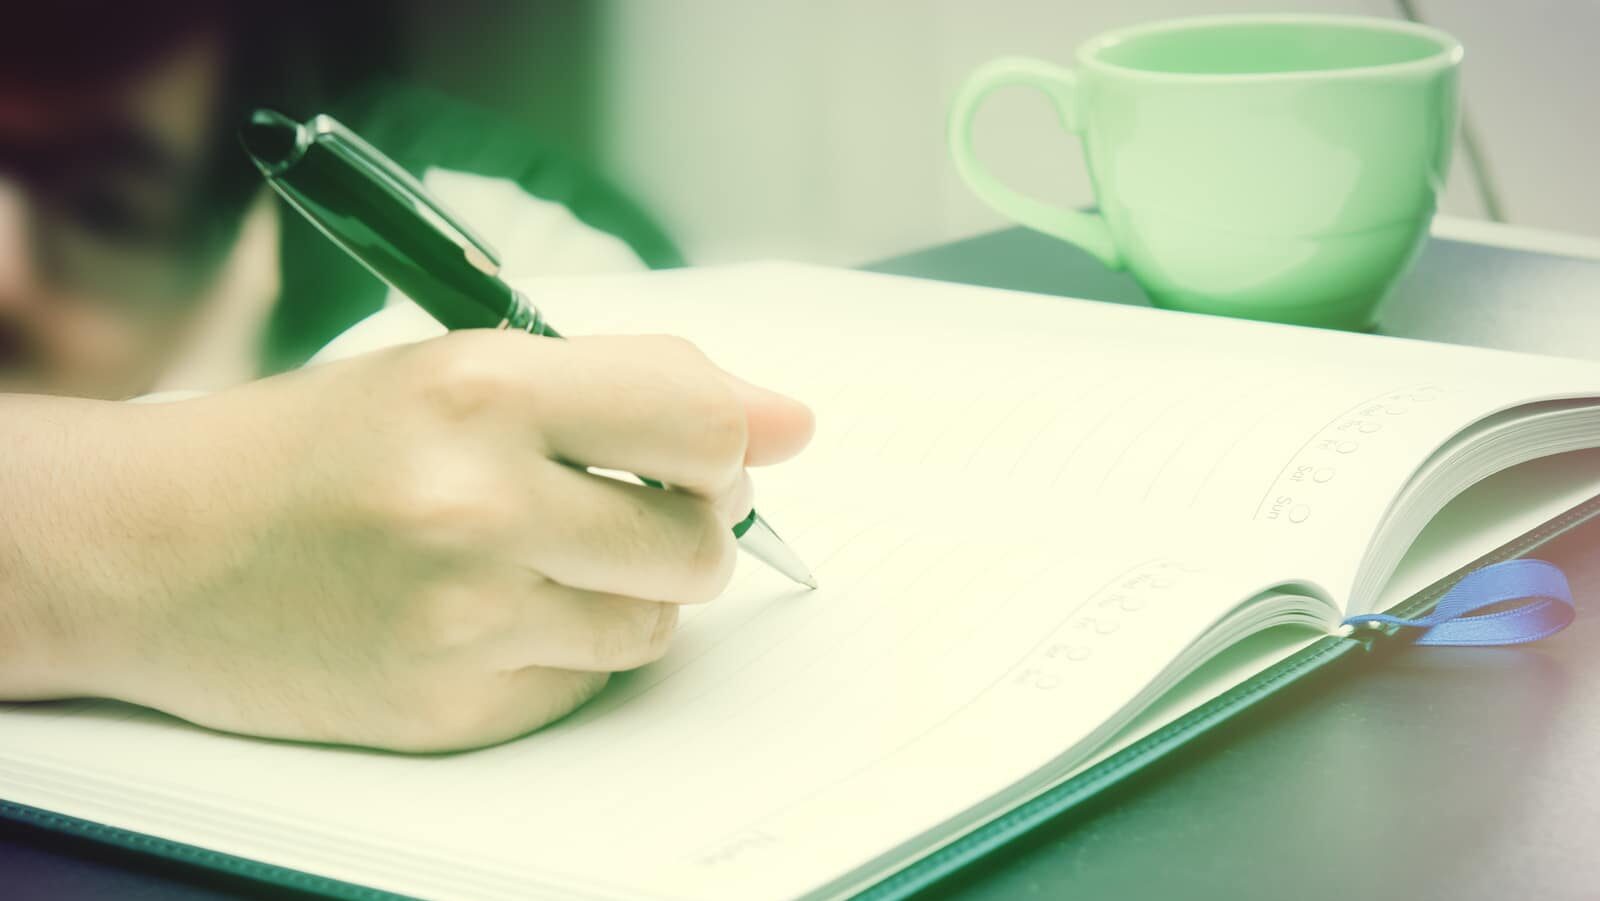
left=950, top=15, right=1462, bottom=330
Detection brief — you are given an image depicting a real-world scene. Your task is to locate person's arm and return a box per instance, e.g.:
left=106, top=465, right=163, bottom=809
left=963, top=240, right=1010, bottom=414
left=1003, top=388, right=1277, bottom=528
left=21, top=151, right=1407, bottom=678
left=0, top=330, right=812, bottom=751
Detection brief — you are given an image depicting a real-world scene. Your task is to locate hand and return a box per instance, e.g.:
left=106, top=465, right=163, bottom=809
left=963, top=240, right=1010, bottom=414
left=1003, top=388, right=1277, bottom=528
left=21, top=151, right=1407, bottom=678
left=0, top=331, right=812, bottom=751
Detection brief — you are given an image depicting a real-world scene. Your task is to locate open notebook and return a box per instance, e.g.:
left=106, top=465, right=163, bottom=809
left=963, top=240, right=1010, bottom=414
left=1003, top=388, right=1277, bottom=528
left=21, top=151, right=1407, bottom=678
left=6, top=263, right=1600, bottom=900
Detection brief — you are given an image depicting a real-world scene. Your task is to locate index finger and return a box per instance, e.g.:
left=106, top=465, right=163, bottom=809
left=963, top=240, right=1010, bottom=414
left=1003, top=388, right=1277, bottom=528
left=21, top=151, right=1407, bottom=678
left=727, top=373, right=815, bottom=467
left=525, top=335, right=753, bottom=497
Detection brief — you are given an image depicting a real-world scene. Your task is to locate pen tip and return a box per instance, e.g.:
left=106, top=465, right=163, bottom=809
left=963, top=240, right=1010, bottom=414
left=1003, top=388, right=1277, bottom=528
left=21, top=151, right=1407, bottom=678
left=734, top=510, right=817, bottom=590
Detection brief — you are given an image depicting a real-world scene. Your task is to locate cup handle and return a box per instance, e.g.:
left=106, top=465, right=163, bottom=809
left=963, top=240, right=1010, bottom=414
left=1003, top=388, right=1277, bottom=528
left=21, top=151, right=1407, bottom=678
left=949, top=58, right=1123, bottom=270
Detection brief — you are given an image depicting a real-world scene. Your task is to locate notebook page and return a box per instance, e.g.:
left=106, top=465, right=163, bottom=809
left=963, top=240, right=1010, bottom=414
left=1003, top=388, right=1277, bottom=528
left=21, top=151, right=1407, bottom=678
left=5, top=264, right=1600, bottom=901
left=1075, top=447, right=1600, bottom=786
left=526, top=264, right=1600, bottom=600
left=327, top=263, right=1600, bottom=603
left=0, top=506, right=1272, bottom=900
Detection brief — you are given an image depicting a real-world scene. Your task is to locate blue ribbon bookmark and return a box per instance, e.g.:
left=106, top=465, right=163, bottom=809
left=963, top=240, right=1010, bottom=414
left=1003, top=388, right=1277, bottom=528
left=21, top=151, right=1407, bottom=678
left=1342, top=558, right=1575, bottom=646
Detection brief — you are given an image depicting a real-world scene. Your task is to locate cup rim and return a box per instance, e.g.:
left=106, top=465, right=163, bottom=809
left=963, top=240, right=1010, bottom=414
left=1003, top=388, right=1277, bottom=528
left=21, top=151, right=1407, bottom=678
left=1078, top=14, right=1463, bottom=82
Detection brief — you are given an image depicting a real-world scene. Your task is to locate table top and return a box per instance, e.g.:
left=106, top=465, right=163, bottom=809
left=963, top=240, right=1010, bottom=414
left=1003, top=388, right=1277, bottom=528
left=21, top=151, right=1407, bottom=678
left=10, top=227, right=1600, bottom=901
left=868, top=227, right=1600, bottom=901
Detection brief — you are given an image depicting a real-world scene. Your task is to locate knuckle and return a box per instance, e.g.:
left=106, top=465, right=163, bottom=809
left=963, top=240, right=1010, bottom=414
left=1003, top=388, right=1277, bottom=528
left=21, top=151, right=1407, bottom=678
left=645, top=603, right=680, bottom=662
left=716, top=471, right=756, bottom=527
left=379, top=455, right=520, bottom=552
left=639, top=335, right=747, bottom=471
left=643, top=333, right=706, bottom=363
left=605, top=336, right=747, bottom=486
left=592, top=601, right=678, bottom=670
left=692, top=384, right=749, bottom=474
left=684, top=506, right=738, bottom=601
left=413, top=333, right=521, bottom=421
left=409, top=584, right=515, bottom=653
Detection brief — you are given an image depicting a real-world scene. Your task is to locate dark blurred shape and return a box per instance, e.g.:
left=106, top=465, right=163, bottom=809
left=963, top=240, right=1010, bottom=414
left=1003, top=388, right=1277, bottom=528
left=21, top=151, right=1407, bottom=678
left=0, top=1, right=398, bottom=262
left=0, top=2, right=680, bottom=392
left=0, top=319, right=32, bottom=374
left=0, top=2, right=222, bottom=90
left=392, top=0, right=606, bottom=175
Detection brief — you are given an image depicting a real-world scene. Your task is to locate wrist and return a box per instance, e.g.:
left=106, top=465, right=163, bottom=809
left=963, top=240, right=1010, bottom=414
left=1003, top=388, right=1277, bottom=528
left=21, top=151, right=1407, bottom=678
left=0, top=395, right=230, bottom=699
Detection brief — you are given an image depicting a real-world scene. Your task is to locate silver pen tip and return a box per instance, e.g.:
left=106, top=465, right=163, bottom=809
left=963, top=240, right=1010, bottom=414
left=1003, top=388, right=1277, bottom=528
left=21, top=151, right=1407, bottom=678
left=736, top=511, right=817, bottom=589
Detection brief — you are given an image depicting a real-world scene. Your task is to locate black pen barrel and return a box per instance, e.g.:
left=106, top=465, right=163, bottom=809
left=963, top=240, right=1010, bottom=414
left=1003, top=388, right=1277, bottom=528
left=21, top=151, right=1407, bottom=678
left=243, top=112, right=518, bottom=330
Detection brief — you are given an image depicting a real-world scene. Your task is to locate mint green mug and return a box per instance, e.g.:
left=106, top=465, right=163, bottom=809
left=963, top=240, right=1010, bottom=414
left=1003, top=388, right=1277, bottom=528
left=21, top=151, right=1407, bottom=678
left=950, top=15, right=1462, bottom=330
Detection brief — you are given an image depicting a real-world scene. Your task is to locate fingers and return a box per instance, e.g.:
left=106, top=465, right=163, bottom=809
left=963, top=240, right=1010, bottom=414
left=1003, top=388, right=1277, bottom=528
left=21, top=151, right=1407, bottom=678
left=487, top=579, right=680, bottom=673
left=395, top=583, right=681, bottom=751
left=728, top=373, right=815, bottom=467
left=519, top=462, right=738, bottom=602
left=493, top=666, right=611, bottom=738
left=523, top=336, right=755, bottom=497
left=390, top=667, right=612, bottom=753
left=431, top=332, right=812, bottom=493
left=400, top=330, right=802, bottom=601
left=712, top=470, right=755, bottom=527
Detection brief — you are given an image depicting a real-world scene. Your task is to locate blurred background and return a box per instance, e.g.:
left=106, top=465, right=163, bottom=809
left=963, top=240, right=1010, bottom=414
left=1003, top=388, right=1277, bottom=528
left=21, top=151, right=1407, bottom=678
left=4, top=0, right=1595, bottom=400
left=395, top=0, right=1600, bottom=265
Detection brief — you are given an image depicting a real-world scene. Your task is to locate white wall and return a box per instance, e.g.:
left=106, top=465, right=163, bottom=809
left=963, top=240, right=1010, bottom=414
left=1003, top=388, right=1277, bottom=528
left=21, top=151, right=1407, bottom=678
left=1417, top=0, right=1600, bottom=237
left=592, top=0, right=1593, bottom=266
left=398, top=2, right=1600, bottom=267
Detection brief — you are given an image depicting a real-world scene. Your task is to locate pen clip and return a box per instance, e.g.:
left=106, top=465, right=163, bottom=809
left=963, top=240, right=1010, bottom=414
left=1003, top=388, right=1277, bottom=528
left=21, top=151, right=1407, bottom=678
left=305, top=114, right=503, bottom=276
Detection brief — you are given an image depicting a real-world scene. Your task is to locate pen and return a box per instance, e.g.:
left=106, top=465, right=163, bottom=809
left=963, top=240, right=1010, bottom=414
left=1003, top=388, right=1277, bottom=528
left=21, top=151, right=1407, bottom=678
left=239, top=109, right=816, bottom=589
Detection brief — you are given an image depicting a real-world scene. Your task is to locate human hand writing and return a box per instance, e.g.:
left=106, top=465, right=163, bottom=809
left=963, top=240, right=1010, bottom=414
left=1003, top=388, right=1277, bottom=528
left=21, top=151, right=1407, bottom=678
left=0, top=331, right=812, bottom=751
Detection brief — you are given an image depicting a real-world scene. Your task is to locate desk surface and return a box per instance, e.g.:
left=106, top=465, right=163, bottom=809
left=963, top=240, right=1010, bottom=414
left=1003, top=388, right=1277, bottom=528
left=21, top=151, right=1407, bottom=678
left=870, top=228, right=1600, bottom=901
left=9, top=229, right=1600, bottom=900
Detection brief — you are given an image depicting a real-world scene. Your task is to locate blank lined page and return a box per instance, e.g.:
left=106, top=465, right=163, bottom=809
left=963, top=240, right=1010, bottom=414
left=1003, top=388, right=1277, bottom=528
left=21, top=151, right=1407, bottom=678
left=5, top=264, right=1600, bottom=901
